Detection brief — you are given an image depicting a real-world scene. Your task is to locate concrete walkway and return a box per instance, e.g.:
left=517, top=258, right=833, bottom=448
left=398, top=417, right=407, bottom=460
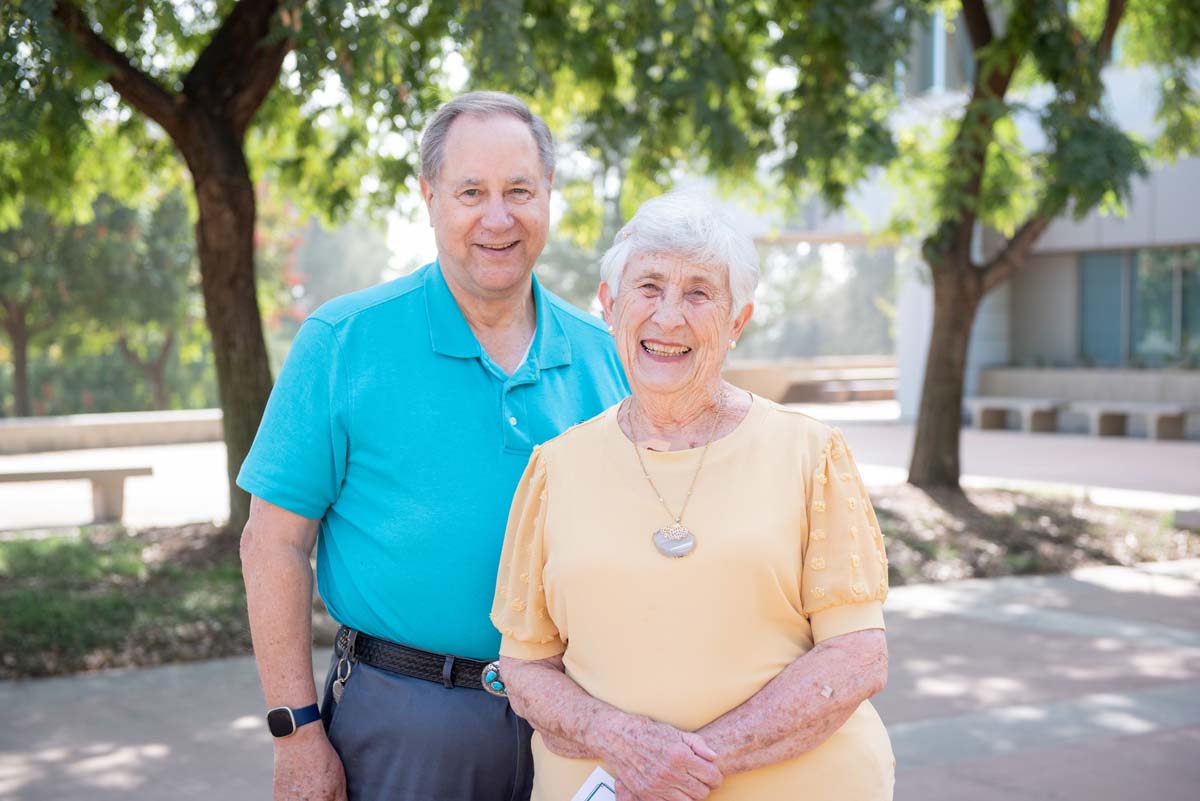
left=3, top=559, right=1198, bottom=801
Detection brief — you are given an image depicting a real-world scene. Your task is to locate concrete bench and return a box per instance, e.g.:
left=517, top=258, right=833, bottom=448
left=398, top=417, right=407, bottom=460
left=1068, top=402, right=1193, bottom=439
left=0, top=467, right=153, bottom=522
left=781, top=368, right=899, bottom=403
left=965, top=396, right=1063, bottom=432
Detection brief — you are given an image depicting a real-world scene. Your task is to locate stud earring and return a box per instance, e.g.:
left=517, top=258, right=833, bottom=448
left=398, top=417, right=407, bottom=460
left=729, top=340, right=737, bottom=350
left=607, top=325, right=614, bottom=334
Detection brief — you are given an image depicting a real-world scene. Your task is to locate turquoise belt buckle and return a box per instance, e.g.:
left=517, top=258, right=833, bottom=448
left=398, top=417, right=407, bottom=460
left=481, top=660, right=507, bottom=697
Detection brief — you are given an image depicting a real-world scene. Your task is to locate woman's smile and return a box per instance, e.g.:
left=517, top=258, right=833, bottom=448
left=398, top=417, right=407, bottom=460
left=641, top=339, right=693, bottom=359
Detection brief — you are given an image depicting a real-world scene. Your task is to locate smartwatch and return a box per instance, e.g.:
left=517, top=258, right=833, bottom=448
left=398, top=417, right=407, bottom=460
left=266, top=703, right=321, bottom=738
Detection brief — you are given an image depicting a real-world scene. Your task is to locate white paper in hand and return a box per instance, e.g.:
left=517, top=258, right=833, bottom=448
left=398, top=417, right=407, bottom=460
left=568, top=766, right=616, bottom=801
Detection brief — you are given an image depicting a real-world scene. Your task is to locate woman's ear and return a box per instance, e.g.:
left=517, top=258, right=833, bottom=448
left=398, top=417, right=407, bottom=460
left=598, top=282, right=616, bottom=326
left=730, top=302, right=754, bottom=342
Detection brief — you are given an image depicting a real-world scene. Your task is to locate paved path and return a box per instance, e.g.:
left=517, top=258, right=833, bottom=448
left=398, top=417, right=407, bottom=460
left=3, top=560, right=1198, bottom=801
left=3, top=411, right=1199, bottom=530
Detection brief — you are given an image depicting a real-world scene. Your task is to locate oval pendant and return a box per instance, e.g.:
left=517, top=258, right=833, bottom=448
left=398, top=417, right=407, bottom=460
left=653, top=524, right=696, bottom=558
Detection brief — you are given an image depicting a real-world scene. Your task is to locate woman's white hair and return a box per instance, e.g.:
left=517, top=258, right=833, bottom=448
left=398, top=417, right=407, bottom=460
left=600, top=191, right=759, bottom=317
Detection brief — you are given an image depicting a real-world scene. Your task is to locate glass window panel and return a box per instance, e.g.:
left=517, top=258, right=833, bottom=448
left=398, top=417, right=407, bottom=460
left=904, top=13, right=935, bottom=95
left=1079, top=252, right=1124, bottom=366
left=1131, top=249, right=1177, bottom=365
left=1182, top=249, right=1200, bottom=363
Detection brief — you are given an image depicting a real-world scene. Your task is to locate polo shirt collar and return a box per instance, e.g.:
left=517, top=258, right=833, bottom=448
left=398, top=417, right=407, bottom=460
left=424, top=261, right=572, bottom=370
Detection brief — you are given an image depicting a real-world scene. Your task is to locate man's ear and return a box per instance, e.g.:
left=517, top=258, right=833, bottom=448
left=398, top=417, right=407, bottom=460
left=419, top=175, right=435, bottom=227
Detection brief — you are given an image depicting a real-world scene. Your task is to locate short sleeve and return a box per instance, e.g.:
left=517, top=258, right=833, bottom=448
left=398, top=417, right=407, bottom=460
left=491, top=447, right=565, bottom=661
left=236, top=318, right=349, bottom=520
left=803, top=428, right=888, bottom=643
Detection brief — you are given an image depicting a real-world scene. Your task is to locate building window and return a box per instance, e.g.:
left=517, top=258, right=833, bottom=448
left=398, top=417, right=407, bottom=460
left=902, top=10, right=975, bottom=96
left=1182, top=250, right=1200, bottom=364
left=1080, top=247, right=1200, bottom=367
left=1079, top=252, right=1125, bottom=366
left=1131, top=250, right=1177, bottom=365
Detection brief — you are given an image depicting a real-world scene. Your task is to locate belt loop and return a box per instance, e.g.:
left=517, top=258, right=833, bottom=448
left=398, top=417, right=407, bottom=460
left=346, top=629, right=358, bottom=661
left=441, top=655, right=455, bottom=689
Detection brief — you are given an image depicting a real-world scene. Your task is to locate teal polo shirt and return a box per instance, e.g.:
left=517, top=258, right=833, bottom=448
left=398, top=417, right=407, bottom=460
left=237, top=262, right=627, bottom=659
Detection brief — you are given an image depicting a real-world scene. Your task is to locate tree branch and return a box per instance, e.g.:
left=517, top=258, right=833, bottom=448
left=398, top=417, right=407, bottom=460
left=51, top=2, right=185, bottom=140
left=926, top=0, right=1034, bottom=265
left=153, top=329, right=177, bottom=374
left=960, top=0, right=994, bottom=52
left=117, top=334, right=149, bottom=373
left=980, top=213, right=1052, bottom=294
left=1095, top=0, right=1127, bottom=65
left=183, top=0, right=295, bottom=136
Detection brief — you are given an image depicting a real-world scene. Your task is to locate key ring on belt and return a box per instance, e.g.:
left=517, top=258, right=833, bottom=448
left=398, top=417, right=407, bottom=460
left=332, top=628, right=357, bottom=703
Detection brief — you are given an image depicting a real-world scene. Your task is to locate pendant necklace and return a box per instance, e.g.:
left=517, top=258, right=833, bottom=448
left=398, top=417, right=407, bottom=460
left=628, top=392, right=724, bottom=558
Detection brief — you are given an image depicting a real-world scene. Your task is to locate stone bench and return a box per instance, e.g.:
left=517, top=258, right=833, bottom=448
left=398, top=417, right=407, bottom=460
left=780, top=368, right=899, bottom=403
left=1068, top=402, right=1194, bottom=440
left=0, top=466, right=153, bottom=522
left=964, top=396, right=1063, bottom=432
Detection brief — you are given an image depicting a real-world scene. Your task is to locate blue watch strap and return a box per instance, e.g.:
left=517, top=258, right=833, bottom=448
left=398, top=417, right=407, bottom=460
left=292, top=703, right=321, bottom=729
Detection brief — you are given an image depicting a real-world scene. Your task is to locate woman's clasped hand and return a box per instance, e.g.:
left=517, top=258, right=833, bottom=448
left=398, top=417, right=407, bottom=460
left=595, top=716, right=722, bottom=800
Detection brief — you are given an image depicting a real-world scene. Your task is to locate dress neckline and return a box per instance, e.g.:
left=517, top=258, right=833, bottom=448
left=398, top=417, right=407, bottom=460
left=605, top=392, right=763, bottom=462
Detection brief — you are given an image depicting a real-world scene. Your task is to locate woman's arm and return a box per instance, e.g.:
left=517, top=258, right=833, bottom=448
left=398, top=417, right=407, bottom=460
left=695, top=629, right=888, bottom=775
left=500, top=655, right=724, bottom=800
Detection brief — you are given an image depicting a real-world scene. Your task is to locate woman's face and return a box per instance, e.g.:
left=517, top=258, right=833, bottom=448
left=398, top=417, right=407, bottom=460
left=600, top=251, right=753, bottom=400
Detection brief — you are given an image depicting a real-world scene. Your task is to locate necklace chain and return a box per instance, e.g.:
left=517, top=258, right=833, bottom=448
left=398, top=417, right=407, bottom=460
left=628, top=391, right=725, bottom=525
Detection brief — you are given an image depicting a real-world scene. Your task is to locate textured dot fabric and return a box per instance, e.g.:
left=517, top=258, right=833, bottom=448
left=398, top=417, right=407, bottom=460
left=492, top=394, right=894, bottom=801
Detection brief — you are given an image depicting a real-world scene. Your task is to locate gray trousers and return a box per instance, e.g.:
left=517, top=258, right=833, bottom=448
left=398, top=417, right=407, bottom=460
left=320, top=646, right=534, bottom=801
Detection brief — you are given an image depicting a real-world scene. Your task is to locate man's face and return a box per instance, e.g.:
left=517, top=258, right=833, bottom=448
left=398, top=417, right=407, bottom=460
left=420, top=114, right=552, bottom=303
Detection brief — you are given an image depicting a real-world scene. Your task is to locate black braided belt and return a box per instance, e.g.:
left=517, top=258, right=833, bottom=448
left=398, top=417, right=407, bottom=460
left=337, top=626, right=493, bottom=691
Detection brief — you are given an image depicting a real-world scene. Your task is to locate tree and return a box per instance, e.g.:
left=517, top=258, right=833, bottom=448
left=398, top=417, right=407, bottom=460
left=0, top=190, right=196, bottom=415
left=897, top=0, right=1198, bottom=487
left=4, top=1, right=455, bottom=527
left=95, top=190, right=196, bottom=410
left=479, top=0, right=1198, bottom=491
left=0, top=199, right=127, bottom=415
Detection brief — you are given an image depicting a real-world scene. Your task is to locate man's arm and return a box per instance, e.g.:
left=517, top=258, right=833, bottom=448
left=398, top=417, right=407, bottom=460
left=695, top=629, right=888, bottom=775
left=241, top=495, right=346, bottom=801
left=500, top=655, right=723, bottom=801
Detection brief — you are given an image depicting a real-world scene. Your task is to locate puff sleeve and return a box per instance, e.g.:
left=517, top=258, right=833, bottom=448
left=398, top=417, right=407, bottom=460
left=803, top=428, right=889, bottom=643
left=490, top=446, right=565, bottom=661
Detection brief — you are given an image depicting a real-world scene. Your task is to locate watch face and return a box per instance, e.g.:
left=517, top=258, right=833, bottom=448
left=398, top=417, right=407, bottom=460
left=266, top=707, right=295, bottom=738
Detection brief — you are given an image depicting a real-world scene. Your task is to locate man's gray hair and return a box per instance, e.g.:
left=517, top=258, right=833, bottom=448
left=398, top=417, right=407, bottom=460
left=600, top=191, right=760, bottom=318
left=419, top=91, right=555, bottom=184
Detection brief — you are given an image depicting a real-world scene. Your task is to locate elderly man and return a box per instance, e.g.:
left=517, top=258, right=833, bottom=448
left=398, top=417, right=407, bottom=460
left=238, top=91, right=627, bottom=801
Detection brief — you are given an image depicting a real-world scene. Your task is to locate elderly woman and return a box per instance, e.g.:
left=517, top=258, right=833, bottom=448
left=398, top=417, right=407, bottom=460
left=491, top=192, right=893, bottom=801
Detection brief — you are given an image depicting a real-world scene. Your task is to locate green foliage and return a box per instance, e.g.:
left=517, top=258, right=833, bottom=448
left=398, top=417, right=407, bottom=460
left=886, top=0, right=1190, bottom=257
left=2, top=1, right=458, bottom=228
left=0, top=188, right=212, bottom=416
left=770, top=2, right=930, bottom=206
left=1153, top=68, right=1200, bottom=161
left=0, top=527, right=248, bottom=679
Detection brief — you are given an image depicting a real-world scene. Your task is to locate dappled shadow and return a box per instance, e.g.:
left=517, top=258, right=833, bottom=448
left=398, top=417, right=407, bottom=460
left=874, top=556, right=1200, bottom=726
left=871, top=484, right=1200, bottom=586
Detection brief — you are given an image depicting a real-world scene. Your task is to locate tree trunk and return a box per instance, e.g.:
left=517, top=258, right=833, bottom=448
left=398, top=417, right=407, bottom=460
left=149, top=355, right=170, bottom=412
left=183, top=121, right=273, bottom=532
left=9, top=319, right=31, bottom=418
left=907, top=263, right=982, bottom=489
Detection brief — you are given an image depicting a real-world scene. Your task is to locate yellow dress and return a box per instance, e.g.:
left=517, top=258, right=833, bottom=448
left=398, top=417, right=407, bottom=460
left=491, top=394, right=894, bottom=801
